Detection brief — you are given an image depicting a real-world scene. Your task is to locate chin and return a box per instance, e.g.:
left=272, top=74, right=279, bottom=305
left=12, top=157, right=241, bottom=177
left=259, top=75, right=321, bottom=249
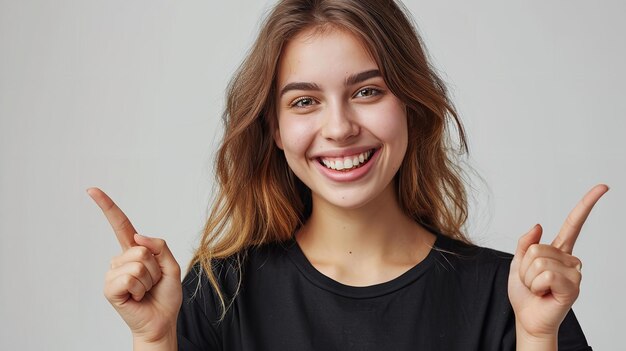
left=313, top=190, right=382, bottom=212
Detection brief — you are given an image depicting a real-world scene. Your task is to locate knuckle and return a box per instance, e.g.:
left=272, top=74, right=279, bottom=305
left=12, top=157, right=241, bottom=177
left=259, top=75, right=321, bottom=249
left=542, top=270, right=556, bottom=282
left=121, top=274, right=135, bottom=286
left=155, top=238, right=166, bottom=249
left=522, top=273, right=532, bottom=287
left=130, top=262, right=147, bottom=277
left=573, top=270, right=583, bottom=284
left=533, top=258, right=548, bottom=271
left=134, top=246, right=152, bottom=260
left=527, top=244, right=540, bottom=257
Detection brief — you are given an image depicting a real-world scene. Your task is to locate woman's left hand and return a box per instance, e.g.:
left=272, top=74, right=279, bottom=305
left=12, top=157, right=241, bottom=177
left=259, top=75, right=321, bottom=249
left=508, top=184, right=609, bottom=342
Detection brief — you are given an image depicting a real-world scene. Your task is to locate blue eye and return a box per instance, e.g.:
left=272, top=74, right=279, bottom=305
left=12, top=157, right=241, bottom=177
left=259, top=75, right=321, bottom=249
left=354, top=87, right=381, bottom=98
left=291, top=97, right=316, bottom=108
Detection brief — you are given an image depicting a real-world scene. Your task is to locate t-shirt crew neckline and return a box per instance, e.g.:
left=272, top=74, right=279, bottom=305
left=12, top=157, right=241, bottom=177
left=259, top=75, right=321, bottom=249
left=285, top=233, right=441, bottom=299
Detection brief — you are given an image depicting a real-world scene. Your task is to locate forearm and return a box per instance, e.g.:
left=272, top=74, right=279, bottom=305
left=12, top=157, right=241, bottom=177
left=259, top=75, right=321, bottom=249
left=133, top=328, right=177, bottom=351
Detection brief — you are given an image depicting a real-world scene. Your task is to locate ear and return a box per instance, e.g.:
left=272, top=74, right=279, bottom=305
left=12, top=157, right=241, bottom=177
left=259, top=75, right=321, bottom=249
left=273, top=127, right=284, bottom=150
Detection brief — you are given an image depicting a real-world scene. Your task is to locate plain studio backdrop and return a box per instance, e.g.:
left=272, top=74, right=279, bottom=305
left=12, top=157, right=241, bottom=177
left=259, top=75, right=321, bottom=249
left=0, top=0, right=624, bottom=349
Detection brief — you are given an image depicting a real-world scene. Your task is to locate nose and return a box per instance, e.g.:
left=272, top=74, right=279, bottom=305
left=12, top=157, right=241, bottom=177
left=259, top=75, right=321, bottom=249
left=320, top=101, right=360, bottom=142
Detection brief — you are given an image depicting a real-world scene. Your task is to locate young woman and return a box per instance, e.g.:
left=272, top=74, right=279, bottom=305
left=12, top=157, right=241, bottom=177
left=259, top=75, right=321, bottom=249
left=88, top=0, right=608, bottom=350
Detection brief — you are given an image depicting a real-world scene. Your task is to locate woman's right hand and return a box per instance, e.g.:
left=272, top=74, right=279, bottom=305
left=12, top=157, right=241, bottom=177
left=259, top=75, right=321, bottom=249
left=87, top=187, right=182, bottom=346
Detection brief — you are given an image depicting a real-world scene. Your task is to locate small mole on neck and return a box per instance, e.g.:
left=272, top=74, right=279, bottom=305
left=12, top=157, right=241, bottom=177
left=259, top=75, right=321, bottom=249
left=349, top=251, right=352, bottom=254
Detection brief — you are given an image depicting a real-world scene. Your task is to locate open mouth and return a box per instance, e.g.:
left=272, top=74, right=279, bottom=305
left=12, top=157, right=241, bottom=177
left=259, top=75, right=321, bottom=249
left=317, top=148, right=377, bottom=171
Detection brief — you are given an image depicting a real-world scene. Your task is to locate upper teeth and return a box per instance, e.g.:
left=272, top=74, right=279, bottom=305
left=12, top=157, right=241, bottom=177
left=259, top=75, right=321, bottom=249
left=320, top=150, right=373, bottom=171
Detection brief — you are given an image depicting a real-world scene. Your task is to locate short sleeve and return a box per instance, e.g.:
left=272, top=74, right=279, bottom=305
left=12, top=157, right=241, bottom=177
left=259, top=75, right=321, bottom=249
left=558, top=309, right=592, bottom=350
left=177, top=264, right=222, bottom=351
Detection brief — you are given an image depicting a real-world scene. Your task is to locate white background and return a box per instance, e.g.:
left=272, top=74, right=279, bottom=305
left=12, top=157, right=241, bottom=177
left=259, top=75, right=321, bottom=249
left=1, top=0, right=623, bottom=349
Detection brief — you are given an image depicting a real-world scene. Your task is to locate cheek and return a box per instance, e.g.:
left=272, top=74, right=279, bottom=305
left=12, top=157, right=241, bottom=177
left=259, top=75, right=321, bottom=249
left=389, top=123, right=409, bottom=169
left=374, top=102, right=408, bottom=144
left=278, top=119, right=315, bottom=159
left=376, top=102, right=408, bottom=169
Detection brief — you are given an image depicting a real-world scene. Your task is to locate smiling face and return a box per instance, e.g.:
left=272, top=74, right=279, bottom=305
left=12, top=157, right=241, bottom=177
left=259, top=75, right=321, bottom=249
left=274, top=26, right=408, bottom=211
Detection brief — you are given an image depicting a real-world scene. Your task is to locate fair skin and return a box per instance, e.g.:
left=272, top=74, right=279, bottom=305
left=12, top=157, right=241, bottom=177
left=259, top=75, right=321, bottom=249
left=89, top=27, right=608, bottom=351
left=273, top=27, right=435, bottom=285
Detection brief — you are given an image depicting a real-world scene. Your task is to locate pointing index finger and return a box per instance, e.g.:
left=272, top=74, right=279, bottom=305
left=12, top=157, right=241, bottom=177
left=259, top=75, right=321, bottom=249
left=551, top=184, right=609, bottom=254
left=86, top=187, right=138, bottom=251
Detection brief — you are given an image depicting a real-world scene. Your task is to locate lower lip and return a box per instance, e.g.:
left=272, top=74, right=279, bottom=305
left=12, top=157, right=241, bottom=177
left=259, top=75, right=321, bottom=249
left=313, top=149, right=380, bottom=183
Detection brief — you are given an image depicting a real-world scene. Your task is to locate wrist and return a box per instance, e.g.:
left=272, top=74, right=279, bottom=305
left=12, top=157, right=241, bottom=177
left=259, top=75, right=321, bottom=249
left=133, top=327, right=177, bottom=351
left=516, top=324, right=557, bottom=351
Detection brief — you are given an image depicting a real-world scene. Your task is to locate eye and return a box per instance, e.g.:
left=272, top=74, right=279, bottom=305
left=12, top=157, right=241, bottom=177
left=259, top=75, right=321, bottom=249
left=290, top=97, right=317, bottom=108
left=354, top=87, right=381, bottom=98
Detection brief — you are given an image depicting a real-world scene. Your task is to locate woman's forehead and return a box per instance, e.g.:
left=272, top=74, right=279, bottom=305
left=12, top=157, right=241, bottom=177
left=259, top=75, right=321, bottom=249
left=276, top=27, right=379, bottom=87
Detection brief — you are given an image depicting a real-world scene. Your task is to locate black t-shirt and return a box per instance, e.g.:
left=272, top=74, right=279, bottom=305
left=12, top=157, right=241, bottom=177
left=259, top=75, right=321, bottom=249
left=177, top=234, right=592, bottom=350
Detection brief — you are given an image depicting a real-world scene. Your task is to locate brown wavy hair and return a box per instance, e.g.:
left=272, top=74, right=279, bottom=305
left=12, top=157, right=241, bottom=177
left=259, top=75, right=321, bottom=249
left=190, top=0, right=470, bottom=318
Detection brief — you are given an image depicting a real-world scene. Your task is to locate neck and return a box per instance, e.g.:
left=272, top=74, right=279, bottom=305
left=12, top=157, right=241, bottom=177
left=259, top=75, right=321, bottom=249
left=296, top=183, right=435, bottom=265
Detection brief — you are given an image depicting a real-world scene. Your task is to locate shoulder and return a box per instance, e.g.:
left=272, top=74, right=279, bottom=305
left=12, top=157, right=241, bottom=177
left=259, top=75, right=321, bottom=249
left=177, top=243, right=291, bottom=348
left=433, top=233, right=513, bottom=263
left=181, top=240, right=294, bottom=310
left=424, top=234, right=515, bottom=319
left=429, top=233, right=514, bottom=280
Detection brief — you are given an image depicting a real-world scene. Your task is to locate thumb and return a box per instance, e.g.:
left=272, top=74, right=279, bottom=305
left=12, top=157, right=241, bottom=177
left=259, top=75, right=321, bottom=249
left=134, top=234, right=181, bottom=278
left=514, top=224, right=543, bottom=262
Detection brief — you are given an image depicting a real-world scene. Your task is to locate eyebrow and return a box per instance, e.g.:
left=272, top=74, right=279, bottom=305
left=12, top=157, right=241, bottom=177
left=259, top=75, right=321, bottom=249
left=279, top=69, right=382, bottom=98
left=345, top=69, right=381, bottom=86
left=279, top=82, right=321, bottom=97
